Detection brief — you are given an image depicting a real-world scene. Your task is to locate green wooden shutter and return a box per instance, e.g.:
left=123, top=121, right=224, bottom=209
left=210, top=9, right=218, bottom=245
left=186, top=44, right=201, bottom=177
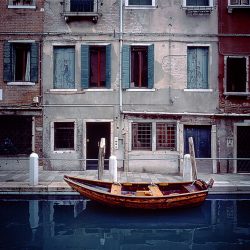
left=105, top=44, right=111, bottom=88
left=147, top=44, right=154, bottom=89
left=30, top=42, right=39, bottom=83
left=81, top=45, right=90, bottom=89
left=122, top=45, right=130, bottom=89
left=187, top=47, right=208, bottom=89
left=3, top=42, right=13, bottom=82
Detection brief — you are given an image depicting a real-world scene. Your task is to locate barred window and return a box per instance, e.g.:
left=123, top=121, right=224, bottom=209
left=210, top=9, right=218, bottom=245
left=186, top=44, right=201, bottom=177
left=54, top=122, right=75, bottom=150
left=132, top=123, right=152, bottom=150
left=156, top=123, right=176, bottom=150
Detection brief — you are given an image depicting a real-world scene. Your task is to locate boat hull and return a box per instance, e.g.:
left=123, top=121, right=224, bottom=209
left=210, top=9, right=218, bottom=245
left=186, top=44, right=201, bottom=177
left=64, top=176, right=209, bottom=210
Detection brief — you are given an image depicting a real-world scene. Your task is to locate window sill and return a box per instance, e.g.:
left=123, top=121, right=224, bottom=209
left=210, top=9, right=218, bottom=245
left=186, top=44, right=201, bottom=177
left=84, top=88, right=113, bottom=92
left=53, top=150, right=76, bottom=153
left=224, top=92, right=250, bottom=96
left=125, top=5, right=156, bottom=10
left=49, top=89, right=77, bottom=92
left=182, top=5, right=213, bottom=15
left=7, top=82, right=35, bottom=86
left=228, top=5, right=250, bottom=13
left=184, top=89, right=213, bottom=92
left=8, top=5, right=36, bottom=10
left=125, top=88, right=156, bottom=92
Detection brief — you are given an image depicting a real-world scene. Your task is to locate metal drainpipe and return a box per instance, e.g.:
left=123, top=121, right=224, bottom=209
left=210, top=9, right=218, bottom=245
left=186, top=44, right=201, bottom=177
left=119, top=0, right=123, bottom=113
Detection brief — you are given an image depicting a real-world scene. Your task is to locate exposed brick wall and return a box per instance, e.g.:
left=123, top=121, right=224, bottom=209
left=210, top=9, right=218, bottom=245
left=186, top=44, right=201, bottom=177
left=0, top=1, right=44, bottom=161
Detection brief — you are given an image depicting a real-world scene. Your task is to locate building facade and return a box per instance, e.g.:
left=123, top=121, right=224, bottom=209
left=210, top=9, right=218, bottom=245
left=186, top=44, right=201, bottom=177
left=42, top=0, right=220, bottom=174
left=0, top=0, right=44, bottom=170
left=217, top=0, right=250, bottom=173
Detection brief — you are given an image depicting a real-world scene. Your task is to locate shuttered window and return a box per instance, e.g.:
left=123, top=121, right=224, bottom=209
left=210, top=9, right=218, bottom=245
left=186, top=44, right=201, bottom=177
left=53, top=46, right=75, bottom=89
left=81, top=44, right=111, bottom=89
left=187, top=47, right=209, bottom=89
left=3, top=42, right=38, bottom=83
left=122, top=44, right=154, bottom=89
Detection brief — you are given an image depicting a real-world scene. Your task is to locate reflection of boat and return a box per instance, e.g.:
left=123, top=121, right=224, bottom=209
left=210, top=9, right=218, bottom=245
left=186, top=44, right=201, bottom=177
left=64, top=175, right=213, bottom=210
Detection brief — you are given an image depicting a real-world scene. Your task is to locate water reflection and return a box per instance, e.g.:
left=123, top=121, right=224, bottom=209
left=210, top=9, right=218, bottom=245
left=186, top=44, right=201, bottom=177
left=0, top=195, right=250, bottom=249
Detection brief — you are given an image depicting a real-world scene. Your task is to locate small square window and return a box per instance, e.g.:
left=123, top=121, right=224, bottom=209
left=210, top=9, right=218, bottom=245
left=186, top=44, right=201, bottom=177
left=54, top=122, right=75, bottom=151
left=156, top=123, right=176, bottom=150
left=132, top=123, right=152, bottom=150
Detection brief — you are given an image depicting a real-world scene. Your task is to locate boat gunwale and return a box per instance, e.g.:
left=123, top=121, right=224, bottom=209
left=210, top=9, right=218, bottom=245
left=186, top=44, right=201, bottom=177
left=64, top=176, right=208, bottom=199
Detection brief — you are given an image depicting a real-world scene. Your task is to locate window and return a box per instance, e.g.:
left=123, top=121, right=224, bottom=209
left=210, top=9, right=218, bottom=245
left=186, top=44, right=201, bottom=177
left=3, top=42, right=38, bottom=83
left=54, top=122, right=75, bottom=151
left=187, top=47, right=209, bottom=89
left=64, top=0, right=98, bottom=13
left=225, top=56, right=249, bottom=93
left=8, top=0, right=36, bottom=7
left=122, top=44, right=154, bottom=89
left=0, top=116, right=32, bottom=156
left=81, top=45, right=111, bottom=88
left=228, top=0, right=250, bottom=13
left=182, top=0, right=213, bottom=14
left=126, top=0, right=154, bottom=5
left=53, top=46, right=75, bottom=89
left=229, top=0, right=250, bottom=5
left=186, top=0, right=210, bottom=6
left=132, top=122, right=177, bottom=151
left=132, top=123, right=152, bottom=150
left=156, top=123, right=176, bottom=150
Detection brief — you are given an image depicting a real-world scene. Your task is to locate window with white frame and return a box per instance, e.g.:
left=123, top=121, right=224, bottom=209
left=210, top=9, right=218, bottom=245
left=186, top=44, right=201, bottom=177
left=132, top=122, right=177, bottom=151
left=225, top=56, right=249, bottom=93
left=187, top=46, right=209, bottom=89
left=228, top=0, right=250, bottom=13
left=125, top=0, right=156, bottom=7
left=229, top=0, right=250, bottom=6
left=53, top=122, right=75, bottom=151
left=183, top=0, right=213, bottom=6
left=64, top=0, right=98, bottom=13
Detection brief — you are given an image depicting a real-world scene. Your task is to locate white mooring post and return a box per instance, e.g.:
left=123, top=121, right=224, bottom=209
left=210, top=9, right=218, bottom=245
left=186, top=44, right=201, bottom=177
left=30, top=153, right=38, bottom=186
left=109, top=155, right=118, bottom=183
left=183, top=154, right=193, bottom=181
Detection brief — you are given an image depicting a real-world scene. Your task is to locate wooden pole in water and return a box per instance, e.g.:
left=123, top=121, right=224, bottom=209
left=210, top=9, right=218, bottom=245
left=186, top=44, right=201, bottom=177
left=98, top=138, right=106, bottom=180
left=188, top=137, right=198, bottom=180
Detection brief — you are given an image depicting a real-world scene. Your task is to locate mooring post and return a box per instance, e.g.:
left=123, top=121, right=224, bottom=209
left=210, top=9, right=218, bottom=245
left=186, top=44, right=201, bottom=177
left=30, top=153, right=38, bottom=186
left=188, top=137, right=198, bottom=180
left=183, top=154, right=193, bottom=181
left=109, top=155, right=118, bottom=183
left=98, top=138, right=106, bottom=180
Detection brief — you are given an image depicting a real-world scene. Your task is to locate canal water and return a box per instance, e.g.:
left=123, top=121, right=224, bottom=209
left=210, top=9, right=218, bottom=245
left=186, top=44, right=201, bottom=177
left=0, top=195, right=250, bottom=250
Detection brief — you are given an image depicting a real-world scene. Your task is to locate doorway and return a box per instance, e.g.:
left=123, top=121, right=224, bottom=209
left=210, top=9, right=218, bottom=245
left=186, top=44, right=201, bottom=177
left=86, top=122, right=110, bottom=170
left=237, top=126, right=250, bottom=173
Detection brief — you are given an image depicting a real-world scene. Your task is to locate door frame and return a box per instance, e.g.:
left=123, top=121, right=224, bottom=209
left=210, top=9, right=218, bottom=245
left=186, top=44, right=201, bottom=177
left=233, top=122, right=250, bottom=173
left=83, top=119, right=113, bottom=170
left=179, top=124, right=217, bottom=174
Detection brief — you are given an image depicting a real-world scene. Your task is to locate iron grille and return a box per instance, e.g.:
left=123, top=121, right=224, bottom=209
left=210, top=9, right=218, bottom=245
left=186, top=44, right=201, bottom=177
left=156, top=123, right=176, bottom=150
left=132, top=123, right=152, bottom=150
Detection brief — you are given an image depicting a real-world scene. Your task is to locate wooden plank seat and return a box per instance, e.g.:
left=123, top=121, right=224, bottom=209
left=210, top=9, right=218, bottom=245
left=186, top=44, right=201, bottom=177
left=111, top=183, right=122, bottom=195
left=148, top=185, right=163, bottom=197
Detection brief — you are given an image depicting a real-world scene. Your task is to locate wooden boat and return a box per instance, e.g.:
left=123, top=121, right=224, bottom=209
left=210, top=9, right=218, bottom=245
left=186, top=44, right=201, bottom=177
left=64, top=175, right=214, bottom=210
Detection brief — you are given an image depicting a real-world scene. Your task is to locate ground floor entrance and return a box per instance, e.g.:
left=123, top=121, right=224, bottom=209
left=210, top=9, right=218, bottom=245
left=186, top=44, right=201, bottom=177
left=237, top=125, right=250, bottom=173
left=86, top=122, right=110, bottom=170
